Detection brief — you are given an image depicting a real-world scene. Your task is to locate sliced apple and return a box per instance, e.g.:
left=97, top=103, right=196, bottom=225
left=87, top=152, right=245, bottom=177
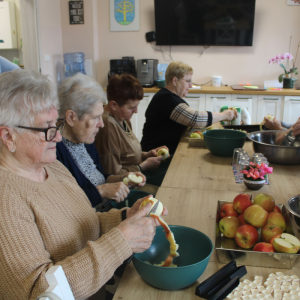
left=273, top=233, right=300, bottom=254
left=123, top=177, right=130, bottom=185
left=157, top=148, right=169, bottom=160
left=128, top=174, right=143, bottom=184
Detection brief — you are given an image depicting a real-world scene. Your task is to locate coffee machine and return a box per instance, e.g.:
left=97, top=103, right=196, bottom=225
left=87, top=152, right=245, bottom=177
left=137, top=59, right=158, bottom=87
left=108, top=57, right=136, bottom=80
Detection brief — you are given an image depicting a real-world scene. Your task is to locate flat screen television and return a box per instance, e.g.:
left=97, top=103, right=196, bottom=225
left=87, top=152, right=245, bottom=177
left=154, top=0, right=256, bottom=46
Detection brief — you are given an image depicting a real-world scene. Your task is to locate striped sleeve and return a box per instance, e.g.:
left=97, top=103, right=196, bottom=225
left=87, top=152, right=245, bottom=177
left=170, top=103, right=212, bottom=127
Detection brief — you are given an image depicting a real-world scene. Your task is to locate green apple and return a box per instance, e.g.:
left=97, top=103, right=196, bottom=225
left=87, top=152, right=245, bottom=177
left=244, top=204, right=268, bottom=228
left=253, top=193, right=275, bottom=213
left=273, top=233, right=300, bottom=254
left=190, top=132, right=201, bottom=138
left=267, top=211, right=286, bottom=231
left=219, top=216, right=240, bottom=238
left=261, top=223, right=284, bottom=243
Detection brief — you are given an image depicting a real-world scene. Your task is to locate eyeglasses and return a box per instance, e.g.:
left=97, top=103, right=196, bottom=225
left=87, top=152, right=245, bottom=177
left=17, top=119, right=65, bottom=142
left=177, top=77, right=192, bottom=84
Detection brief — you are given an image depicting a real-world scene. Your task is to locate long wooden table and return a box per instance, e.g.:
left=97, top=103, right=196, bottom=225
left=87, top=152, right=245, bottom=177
left=113, top=132, right=300, bottom=300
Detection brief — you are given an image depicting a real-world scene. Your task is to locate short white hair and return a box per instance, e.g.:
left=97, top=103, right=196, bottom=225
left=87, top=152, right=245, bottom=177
left=0, top=69, right=58, bottom=128
left=58, top=74, right=107, bottom=120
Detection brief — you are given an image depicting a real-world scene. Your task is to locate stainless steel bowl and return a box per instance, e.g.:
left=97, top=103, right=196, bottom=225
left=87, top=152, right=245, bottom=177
left=285, top=195, right=300, bottom=231
left=247, top=131, right=300, bottom=165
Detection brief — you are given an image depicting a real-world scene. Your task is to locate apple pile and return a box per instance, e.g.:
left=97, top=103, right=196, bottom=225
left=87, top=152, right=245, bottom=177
left=218, top=193, right=300, bottom=254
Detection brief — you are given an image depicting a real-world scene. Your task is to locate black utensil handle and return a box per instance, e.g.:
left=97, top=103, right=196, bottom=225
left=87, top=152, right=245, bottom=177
left=102, top=199, right=113, bottom=208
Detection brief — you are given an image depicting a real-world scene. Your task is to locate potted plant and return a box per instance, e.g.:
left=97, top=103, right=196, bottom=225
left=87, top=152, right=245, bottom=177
left=240, top=162, right=273, bottom=190
left=269, top=36, right=299, bottom=89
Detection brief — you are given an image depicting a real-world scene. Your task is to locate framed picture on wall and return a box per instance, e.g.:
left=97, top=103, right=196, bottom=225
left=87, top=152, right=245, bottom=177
left=287, top=0, right=300, bottom=5
left=110, top=0, right=140, bottom=31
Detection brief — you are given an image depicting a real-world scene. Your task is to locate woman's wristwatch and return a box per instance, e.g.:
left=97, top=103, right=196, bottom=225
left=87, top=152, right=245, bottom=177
left=121, top=209, right=127, bottom=221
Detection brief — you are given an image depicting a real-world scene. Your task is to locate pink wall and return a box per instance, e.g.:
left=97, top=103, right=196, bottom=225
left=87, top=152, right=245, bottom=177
left=37, top=0, right=63, bottom=84
left=95, top=0, right=300, bottom=87
left=40, top=0, right=300, bottom=87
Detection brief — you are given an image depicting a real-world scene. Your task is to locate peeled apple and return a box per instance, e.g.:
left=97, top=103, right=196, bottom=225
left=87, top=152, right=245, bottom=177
left=260, top=114, right=274, bottom=131
left=157, top=148, right=169, bottom=160
left=140, top=197, right=179, bottom=267
left=123, top=174, right=143, bottom=185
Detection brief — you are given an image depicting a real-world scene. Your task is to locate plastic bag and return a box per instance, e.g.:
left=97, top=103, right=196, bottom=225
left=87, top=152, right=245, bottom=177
left=157, top=64, right=168, bottom=80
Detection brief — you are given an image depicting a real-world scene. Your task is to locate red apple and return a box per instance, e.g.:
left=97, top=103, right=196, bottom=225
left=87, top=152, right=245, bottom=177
left=267, top=212, right=286, bottom=231
left=238, top=213, right=248, bottom=225
left=253, top=193, right=275, bottom=212
left=270, top=234, right=281, bottom=247
left=273, top=205, right=281, bottom=214
left=233, top=193, right=252, bottom=214
left=219, top=216, right=240, bottom=238
left=235, top=224, right=259, bottom=249
left=244, top=204, right=268, bottom=228
left=253, top=242, right=275, bottom=252
left=220, top=203, right=239, bottom=219
left=261, top=223, right=284, bottom=243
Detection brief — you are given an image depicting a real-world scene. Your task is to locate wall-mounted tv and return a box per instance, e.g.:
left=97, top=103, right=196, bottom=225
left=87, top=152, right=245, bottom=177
left=154, top=0, right=256, bottom=46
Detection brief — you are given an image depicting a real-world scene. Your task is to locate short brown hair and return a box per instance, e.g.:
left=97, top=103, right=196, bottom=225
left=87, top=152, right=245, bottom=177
left=107, top=74, right=144, bottom=106
left=165, top=61, right=193, bottom=84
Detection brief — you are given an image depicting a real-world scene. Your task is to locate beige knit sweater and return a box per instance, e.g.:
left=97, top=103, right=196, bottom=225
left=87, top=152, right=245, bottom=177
left=0, top=160, right=132, bottom=300
left=94, top=110, right=142, bottom=175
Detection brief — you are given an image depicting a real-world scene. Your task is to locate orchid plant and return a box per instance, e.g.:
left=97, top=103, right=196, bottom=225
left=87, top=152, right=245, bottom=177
left=240, top=162, right=273, bottom=181
left=269, top=36, right=299, bottom=83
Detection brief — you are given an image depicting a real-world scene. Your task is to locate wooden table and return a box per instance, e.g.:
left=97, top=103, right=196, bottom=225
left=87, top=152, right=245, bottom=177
left=113, top=132, right=300, bottom=300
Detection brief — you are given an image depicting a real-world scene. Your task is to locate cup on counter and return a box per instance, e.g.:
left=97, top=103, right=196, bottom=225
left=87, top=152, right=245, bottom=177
left=232, top=148, right=244, bottom=170
left=256, top=157, right=268, bottom=165
left=253, top=153, right=264, bottom=163
left=237, top=159, right=250, bottom=182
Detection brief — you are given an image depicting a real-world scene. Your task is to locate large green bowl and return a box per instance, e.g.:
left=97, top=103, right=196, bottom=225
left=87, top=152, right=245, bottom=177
left=133, top=225, right=213, bottom=290
left=203, top=129, right=246, bottom=157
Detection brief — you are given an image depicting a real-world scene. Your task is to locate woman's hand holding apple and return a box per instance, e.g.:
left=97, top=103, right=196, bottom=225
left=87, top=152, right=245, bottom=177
left=139, top=156, right=163, bottom=171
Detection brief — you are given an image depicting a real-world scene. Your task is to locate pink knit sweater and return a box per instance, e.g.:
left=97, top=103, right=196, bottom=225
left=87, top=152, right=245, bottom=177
left=0, top=160, right=132, bottom=300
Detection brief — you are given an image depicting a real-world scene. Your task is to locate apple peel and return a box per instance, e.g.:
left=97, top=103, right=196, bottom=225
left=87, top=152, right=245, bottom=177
left=140, top=197, right=179, bottom=267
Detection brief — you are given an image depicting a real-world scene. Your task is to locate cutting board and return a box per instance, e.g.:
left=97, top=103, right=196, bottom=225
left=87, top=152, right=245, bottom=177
left=231, top=85, right=267, bottom=91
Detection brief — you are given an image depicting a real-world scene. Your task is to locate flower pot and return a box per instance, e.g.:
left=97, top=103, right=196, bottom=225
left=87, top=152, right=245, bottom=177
left=243, top=178, right=265, bottom=190
left=283, top=77, right=296, bottom=89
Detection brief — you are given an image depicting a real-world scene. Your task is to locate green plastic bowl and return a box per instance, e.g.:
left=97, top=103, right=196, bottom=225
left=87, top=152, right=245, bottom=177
left=133, top=225, right=213, bottom=290
left=203, top=129, right=246, bottom=157
left=156, top=80, right=166, bottom=88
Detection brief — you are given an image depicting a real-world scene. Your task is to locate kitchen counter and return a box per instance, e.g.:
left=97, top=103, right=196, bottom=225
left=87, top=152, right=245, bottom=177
left=144, top=85, right=300, bottom=96
left=113, top=130, right=300, bottom=300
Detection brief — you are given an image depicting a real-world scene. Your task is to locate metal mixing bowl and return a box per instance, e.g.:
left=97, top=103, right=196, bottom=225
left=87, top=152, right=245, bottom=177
left=285, top=195, right=300, bottom=228
left=247, top=131, right=300, bottom=165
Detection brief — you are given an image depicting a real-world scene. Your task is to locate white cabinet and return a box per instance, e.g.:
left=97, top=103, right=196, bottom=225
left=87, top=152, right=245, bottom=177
left=282, top=96, right=300, bottom=124
left=257, top=95, right=283, bottom=124
left=0, top=2, right=17, bottom=49
left=131, top=93, right=154, bottom=142
left=231, top=95, right=257, bottom=123
left=205, top=94, right=232, bottom=112
left=183, top=94, right=206, bottom=111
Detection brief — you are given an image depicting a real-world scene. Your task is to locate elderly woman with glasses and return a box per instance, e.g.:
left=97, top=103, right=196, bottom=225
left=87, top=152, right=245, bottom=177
left=56, top=73, right=147, bottom=210
left=141, top=61, right=237, bottom=154
left=0, top=69, right=166, bottom=300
